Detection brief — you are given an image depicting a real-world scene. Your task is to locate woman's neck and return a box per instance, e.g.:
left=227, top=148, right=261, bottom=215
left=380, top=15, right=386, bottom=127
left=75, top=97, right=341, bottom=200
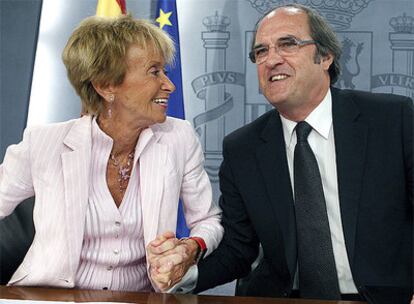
left=97, top=114, right=143, bottom=156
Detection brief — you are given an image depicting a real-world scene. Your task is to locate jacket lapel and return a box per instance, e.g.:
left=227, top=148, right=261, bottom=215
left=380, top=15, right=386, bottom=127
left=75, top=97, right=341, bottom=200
left=332, top=88, right=368, bottom=266
left=138, top=127, right=167, bottom=249
left=61, top=116, right=92, bottom=275
left=256, top=111, right=297, bottom=279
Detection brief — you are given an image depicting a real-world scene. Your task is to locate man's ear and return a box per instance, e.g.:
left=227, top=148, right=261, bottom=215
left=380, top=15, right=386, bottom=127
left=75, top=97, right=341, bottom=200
left=91, top=81, right=115, bottom=101
left=321, top=53, right=334, bottom=71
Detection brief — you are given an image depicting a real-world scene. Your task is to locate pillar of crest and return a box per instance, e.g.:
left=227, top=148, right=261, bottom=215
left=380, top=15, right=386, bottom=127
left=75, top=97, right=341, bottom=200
left=389, top=13, right=414, bottom=98
left=201, top=12, right=230, bottom=156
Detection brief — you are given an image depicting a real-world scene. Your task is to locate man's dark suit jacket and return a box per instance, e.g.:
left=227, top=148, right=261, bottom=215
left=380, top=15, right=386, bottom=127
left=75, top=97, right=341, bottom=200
left=195, top=87, right=413, bottom=299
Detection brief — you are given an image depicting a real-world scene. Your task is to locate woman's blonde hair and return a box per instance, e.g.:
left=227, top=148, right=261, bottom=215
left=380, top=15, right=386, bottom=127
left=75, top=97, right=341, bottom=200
left=62, top=15, right=175, bottom=115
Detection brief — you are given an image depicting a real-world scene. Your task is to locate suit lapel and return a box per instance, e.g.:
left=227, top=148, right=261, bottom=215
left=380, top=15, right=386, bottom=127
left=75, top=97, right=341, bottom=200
left=138, top=127, right=167, bottom=248
left=61, top=116, right=92, bottom=274
left=332, top=88, right=368, bottom=266
left=256, top=111, right=297, bottom=279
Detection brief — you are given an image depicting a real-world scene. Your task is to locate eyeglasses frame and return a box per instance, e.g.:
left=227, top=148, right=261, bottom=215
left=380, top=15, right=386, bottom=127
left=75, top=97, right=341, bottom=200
left=249, top=37, right=317, bottom=64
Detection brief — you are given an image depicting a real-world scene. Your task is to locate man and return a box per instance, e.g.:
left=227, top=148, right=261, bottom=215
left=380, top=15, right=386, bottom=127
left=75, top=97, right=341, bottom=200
left=148, top=4, right=413, bottom=302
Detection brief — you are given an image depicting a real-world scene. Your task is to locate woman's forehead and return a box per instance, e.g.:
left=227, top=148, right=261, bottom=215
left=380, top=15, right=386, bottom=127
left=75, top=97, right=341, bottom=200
left=126, top=43, right=164, bottom=65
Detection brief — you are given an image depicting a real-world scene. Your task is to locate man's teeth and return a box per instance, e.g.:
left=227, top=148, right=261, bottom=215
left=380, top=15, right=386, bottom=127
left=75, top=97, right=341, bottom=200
left=271, top=74, right=288, bottom=81
left=152, top=98, right=168, bottom=105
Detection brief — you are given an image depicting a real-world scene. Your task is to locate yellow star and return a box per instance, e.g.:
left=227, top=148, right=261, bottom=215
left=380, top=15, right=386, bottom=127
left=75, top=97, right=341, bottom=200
left=156, top=9, right=173, bottom=30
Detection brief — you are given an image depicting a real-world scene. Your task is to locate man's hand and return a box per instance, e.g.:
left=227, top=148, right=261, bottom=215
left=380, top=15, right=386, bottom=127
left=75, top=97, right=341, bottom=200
left=147, top=231, right=200, bottom=292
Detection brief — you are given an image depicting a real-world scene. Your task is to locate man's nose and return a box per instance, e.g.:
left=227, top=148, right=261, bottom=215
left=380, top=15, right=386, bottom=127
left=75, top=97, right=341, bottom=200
left=265, top=46, right=284, bottom=66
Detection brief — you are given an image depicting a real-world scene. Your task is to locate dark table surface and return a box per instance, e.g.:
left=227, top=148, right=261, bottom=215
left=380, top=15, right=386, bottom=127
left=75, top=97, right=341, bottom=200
left=0, top=285, right=366, bottom=304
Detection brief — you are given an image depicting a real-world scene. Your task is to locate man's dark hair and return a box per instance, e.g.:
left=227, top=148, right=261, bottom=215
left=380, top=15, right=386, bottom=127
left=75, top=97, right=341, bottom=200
left=251, top=4, right=342, bottom=84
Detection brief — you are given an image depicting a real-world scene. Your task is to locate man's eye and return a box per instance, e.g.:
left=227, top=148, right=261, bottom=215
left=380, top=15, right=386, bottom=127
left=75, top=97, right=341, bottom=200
left=255, top=47, right=268, bottom=57
left=279, top=39, right=297, bottom=49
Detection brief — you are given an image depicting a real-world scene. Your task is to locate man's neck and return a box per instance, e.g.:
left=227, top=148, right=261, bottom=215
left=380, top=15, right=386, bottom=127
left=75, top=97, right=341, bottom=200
left=278, top=85, right=330, bottom=122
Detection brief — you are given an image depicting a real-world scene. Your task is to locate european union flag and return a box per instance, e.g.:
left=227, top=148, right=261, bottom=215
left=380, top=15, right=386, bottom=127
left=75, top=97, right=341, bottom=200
left=155, top=0, right=189, bottom=238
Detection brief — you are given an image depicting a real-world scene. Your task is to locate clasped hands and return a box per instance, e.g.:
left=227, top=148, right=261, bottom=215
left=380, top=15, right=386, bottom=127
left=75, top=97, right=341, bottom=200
left=147, top=231, right=199, bottom=292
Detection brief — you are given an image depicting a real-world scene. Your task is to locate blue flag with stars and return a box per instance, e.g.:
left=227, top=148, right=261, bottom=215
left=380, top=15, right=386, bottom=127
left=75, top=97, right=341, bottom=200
left=155, top=0, right=189, bottom=238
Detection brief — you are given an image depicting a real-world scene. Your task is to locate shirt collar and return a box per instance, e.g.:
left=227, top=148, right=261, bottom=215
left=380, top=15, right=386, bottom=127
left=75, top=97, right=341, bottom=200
left=91, top=116, right=113, bottom=145
left=280, top=88, right=332, bottom=147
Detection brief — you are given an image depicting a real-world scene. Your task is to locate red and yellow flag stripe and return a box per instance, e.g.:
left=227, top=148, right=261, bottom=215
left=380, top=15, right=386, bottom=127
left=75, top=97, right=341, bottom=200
left=96, top=0, right=126, bottom=17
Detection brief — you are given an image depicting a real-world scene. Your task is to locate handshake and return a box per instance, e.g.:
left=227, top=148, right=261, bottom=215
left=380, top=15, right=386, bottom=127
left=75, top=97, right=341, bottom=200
left=146, top=231, right=200, bottom=292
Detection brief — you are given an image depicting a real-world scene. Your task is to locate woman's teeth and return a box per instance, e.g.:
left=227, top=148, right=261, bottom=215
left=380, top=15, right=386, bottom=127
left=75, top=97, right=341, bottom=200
left=152, top=98, right=168, bottom=105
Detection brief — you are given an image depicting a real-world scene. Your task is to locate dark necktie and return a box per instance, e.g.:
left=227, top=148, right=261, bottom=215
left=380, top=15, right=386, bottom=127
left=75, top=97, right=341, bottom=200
left=293, top=121, right=341, bottom=300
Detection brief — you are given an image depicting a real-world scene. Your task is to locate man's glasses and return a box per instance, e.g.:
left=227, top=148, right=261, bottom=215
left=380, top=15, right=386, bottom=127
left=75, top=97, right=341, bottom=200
left=249, top=36, right=317, bottom=64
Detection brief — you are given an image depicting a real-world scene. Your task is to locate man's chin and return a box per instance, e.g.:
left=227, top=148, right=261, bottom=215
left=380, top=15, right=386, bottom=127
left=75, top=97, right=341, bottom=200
left=266, top=96, right=289, bottom=108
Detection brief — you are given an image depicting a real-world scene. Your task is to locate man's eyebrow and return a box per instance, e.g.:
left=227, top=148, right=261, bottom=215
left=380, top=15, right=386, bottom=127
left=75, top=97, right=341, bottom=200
left=253, top=43, right=266, bottom=49
left=278, top=35, right=297, bottom=40
left=253, top=35, right=298, bottom=49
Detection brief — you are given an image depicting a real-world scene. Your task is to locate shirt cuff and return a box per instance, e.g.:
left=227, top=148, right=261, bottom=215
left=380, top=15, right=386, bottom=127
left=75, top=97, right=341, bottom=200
left=166, top=265, right=198, bottom=293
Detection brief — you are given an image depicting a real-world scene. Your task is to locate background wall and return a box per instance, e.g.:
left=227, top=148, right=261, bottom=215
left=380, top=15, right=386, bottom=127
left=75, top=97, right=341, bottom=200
left=0, top=0, right=42, bottom=160
left=2, top=0, right=413, bottom=199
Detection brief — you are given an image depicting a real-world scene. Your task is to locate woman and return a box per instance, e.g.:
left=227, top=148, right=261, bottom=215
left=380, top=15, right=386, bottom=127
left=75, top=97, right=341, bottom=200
left=0, top=15, right=223, bottom=292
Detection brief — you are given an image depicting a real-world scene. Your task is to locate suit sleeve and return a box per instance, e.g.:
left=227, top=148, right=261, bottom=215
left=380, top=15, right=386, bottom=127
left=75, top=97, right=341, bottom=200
left=402, top=97, right=413, bottom=205
left=0, top=128, right=34, bottom=219
left=194, top=138, right=260, bottom=292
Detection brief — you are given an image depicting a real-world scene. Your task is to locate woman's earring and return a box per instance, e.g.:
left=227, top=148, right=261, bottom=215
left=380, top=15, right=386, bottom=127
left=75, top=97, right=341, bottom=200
left=108, top=94, right=114, bottom=118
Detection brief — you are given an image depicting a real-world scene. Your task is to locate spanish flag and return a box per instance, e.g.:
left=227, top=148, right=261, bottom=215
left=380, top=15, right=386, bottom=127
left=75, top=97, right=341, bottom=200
left=96, top=0, right=126, bottom=17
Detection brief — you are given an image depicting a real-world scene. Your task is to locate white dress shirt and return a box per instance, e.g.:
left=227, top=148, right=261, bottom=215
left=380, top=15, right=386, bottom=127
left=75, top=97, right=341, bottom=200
left=280, top=89, right=357, bottom=293
left=75, top=118, right=151, bottom=291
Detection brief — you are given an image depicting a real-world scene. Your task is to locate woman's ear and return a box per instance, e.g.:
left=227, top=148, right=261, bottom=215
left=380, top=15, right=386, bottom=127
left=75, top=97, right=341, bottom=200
left=92, top=81, right=115, bottom=101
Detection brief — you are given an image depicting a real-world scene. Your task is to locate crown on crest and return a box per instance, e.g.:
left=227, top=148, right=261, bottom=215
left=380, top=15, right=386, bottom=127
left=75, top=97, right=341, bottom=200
left=203, top=11, right=231, bottom=31
left=389, top=13, right=414, bottom=33
left=247, top=0, right=373, bottom=30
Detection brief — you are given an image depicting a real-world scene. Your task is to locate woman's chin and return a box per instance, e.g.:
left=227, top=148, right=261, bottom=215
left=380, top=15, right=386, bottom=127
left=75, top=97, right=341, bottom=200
left=152, top=114, right=167, bottom=124
left=158, top=115, right=167, bottom=123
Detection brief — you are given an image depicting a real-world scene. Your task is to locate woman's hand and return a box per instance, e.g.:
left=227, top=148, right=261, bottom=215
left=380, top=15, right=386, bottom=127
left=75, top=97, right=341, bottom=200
left=147, top=231, right=199, bottom=292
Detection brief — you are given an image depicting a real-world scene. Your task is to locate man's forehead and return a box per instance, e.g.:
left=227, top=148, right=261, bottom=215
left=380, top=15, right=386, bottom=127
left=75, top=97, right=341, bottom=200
left=266, top=6, right=303, bottom=19
left=256, top=7, right=308, bottom=38
left=262, top=6, right=305, bottom=25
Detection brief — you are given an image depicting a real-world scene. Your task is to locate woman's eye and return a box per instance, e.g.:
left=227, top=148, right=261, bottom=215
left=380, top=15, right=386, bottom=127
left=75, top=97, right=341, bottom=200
left=150, top=68, right=160, bottom=76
